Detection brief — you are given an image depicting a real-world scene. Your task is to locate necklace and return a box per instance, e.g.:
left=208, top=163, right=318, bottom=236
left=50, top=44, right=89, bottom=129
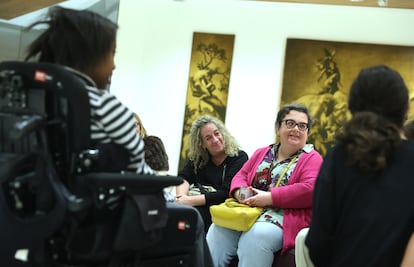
left=273, top=154, right=298, bottom=187
left=271, top=145, right=299, bottom=187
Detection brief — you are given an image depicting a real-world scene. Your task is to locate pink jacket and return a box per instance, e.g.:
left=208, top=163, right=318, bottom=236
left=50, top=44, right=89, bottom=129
left=230, top=145, right=323, bottom=253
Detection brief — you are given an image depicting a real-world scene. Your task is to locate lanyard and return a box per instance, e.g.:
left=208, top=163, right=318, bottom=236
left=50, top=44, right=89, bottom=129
left=273, top=154, right=299, bottom=188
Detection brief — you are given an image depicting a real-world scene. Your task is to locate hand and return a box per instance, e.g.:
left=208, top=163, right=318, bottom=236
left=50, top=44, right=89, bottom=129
left=176, top=194, right=206, bottom=206
left=241, top=187, right=272, bottom=207
left=175, top=194, right=193, bottom=206
left=239, top=186, right=254, bottom=200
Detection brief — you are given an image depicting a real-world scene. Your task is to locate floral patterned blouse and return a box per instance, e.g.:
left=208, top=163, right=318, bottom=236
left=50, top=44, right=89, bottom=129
left=253, top=143, right=314, bottom=228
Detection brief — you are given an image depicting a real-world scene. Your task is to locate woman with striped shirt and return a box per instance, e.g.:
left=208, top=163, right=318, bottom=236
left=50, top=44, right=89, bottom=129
left=24, top=6, right=152, bottom=174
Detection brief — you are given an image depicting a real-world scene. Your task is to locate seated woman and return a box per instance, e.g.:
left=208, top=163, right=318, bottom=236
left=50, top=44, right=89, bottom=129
left=134, top=113, right=148, bottom=139
left=306, top=66, right=414, bottom=266
left=206, top=103, right=323, bottom=267
left=24, top=7, right=213, bottom=266
left=25, top=6, right=152, bottom=174
left=135, top=115, right=175, bottom=201
left=134, top=113, right=169, bottom=174
left=176, top=114, right=248, bottom=232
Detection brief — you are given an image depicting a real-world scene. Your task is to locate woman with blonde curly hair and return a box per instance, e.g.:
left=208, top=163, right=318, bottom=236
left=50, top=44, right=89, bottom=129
left=176, top=114, right=248, bottom=231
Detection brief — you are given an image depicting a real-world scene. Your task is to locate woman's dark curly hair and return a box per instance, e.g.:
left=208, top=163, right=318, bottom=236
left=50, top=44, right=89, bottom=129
left=337, top=65, right=409, bottom=173
left=143, top=136, right=169, bottom=172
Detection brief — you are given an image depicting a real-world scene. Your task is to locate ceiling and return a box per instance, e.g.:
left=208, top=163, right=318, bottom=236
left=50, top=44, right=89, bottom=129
left=0, top=0, right=64, bottom=20
left=0, top=0, right=413, bottom=20
left=254, top=0, right=414, bottom=9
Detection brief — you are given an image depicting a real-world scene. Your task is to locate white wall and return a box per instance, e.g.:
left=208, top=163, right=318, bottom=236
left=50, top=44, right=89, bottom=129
left=111, top=0, right=414, bottom=174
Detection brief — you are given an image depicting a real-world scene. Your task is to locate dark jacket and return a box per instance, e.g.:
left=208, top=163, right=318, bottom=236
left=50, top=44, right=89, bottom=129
left=306, top=140, right=414, bottom=267
left=178, top=150, right=248, bottom=206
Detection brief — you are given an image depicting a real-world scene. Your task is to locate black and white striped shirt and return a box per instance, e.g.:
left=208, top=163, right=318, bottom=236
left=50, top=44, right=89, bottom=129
left=65, top=67, right=153, bottom=174
left=85, top=85, right=153, bottom=174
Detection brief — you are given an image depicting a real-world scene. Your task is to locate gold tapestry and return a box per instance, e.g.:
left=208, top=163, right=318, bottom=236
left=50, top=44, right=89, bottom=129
left=178, top=32, right=235, bottom=171
left=281, top=38, right=414, bottom=156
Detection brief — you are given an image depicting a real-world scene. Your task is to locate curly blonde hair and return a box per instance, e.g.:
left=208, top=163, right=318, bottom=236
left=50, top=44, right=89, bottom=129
left=188, top=115, right=241, bottom=170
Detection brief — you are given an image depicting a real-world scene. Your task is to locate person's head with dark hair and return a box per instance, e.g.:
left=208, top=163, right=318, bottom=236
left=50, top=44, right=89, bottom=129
left=275, top=103, right=314, bottom=134
left=347, top=65, right=409, bottom=127
left=273, top=103, right=314, bottom=162
left=25, top=6, right=118, bottom=89
left=143, top=135, right=169, bottom=172
left=337, top=65, right=409, bottom=173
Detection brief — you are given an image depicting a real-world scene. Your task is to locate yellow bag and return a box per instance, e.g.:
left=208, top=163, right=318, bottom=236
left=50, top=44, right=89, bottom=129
left=209, top=198, right=263, bottom=231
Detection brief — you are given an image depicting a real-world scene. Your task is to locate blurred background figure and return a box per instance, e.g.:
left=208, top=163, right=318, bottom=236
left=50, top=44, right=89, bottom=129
left=134, top=113, right=148, bottom=138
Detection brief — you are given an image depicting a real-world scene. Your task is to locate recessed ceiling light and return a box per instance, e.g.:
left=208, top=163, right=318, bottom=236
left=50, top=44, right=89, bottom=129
left=378, top=0, right=388, bottom=6
left=349, top=0, right=364, bottom=2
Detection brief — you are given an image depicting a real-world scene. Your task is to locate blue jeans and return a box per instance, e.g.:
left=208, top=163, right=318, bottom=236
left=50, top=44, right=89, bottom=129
left=206, top=221, right=283, bottom=267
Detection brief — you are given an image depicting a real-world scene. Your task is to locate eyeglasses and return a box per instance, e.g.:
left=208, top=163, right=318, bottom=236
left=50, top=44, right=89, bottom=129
left=282, top=119, right=308, bottom=131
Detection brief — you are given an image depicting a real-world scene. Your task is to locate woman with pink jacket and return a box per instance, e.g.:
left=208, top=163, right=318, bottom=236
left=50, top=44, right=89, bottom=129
left=206, top=103, right=323, bottom=267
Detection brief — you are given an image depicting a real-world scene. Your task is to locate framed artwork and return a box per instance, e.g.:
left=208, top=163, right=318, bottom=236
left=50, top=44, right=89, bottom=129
left=280, top=38, right=414, bottom=156
left=178, top=32, right=235, bottom=171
